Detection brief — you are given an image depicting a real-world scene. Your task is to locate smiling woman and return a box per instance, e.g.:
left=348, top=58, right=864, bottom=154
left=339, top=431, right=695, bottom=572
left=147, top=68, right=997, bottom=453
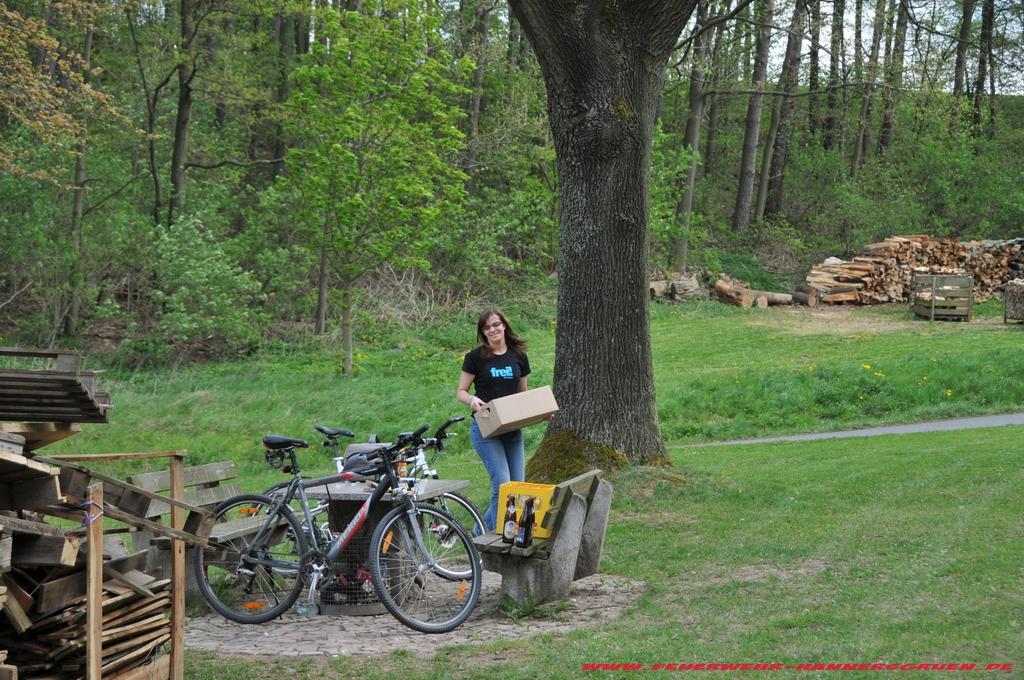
left=456, top=309, right=531, bottom=532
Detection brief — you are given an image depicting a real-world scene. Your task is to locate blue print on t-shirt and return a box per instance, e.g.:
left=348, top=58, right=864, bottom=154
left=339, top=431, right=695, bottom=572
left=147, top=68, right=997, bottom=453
left=490, top=366, right=514, bottom=379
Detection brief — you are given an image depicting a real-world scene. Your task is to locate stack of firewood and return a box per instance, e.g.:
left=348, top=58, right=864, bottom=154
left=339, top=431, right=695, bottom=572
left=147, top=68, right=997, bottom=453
left=649, top=270, right=705, bottom=302
left=1006, top=278, right=1024, bottom=322
left=1, top=439, right=181, bottom=680
left=3, top=578, right=171, bottom=679
left=798, top=235, right=1024, bottom=304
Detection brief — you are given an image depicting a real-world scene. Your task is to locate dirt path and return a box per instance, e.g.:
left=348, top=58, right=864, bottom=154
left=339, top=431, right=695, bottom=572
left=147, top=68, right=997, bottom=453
left=677, top=412, right=1024, bottom=447
left=185, top=572, right=643, bottom=659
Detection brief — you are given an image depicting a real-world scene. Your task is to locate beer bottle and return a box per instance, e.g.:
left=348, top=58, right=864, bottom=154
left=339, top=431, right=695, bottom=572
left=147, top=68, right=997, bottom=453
left=515, top=497, right=535, bottom=548
left=501, top=494, right=517, bottom=543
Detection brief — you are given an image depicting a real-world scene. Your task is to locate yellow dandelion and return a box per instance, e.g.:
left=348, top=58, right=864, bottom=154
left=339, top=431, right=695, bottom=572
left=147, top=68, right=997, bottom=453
left=945, top=388, right=953, bottom=397
left=859, top=395, right=865, bottom=400
left=873, top=371, right=885, bottom=377
left=862, top=364, right=872, bottom=370
left=921, top=376, right=928, bottom=381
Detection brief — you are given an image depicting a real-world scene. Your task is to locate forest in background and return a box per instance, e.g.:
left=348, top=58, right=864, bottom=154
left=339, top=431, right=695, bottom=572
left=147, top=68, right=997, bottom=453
left=2, top=0, right=1022, bottom=366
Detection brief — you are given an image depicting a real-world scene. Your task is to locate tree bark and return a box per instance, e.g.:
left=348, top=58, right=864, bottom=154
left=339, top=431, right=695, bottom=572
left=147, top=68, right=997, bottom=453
left=952, top=0, right=976, bottom=100
left=341, top=290, right=354, bottom=375
left=508, top=0, right=696, bottom=463
left=757, top=0, right=805, bottom=221
left=65, top=25, right=94, bottom=338
left=673, top=0, right=712, bottom=269
left=850, top=0, right=887, bottom=177
left=971, top=0, right=993, bottom=144
left=806, top=0, right=822, bottom=136
left=823, top=0, right=846, bottom=150
left=315, top=237, right=329, bottom=335
left=877, top=0, right=908, bottom=152
left=732, top=0, right=774, bottom=234
left=168, top=0, right=196, bottom=226
left=464, top=1, right=493, bottom=184
left=701, top=2, right=731, bottom=178
left=853, top=0, right=864, bottom=83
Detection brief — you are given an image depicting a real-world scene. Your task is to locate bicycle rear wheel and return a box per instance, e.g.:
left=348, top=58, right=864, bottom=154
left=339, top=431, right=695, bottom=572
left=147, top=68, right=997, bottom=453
left=429, top=491, right=485, bottom=538
left=193, top=493, right=308, bottom=624
left=368, top=502, right=481, bottom=634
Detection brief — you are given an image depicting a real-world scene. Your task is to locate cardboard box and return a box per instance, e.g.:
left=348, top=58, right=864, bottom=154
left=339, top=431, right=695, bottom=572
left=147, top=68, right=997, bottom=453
left=474, top=385, right=558, bottom=438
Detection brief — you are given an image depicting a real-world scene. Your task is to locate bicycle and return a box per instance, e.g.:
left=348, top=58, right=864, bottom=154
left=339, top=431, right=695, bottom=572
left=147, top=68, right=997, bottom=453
left=339, top=416, right=485, bottom=538
left=265, top=419, right=484, bottom=539
left=193, top=424, right=483, bottom=634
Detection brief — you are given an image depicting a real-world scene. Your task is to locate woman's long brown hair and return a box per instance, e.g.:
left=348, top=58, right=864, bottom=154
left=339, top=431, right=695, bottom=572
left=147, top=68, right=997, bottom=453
left=476, top=308, right=527, bottom=360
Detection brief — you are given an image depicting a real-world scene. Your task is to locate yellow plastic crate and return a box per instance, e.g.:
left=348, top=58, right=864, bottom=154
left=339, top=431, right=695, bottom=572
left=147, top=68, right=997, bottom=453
left=499, top=481, right=558, bottom=539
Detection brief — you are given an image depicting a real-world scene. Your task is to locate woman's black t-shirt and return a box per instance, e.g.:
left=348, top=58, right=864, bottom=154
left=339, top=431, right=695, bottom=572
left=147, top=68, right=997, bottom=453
left=461, top=347, right=530, bottom=403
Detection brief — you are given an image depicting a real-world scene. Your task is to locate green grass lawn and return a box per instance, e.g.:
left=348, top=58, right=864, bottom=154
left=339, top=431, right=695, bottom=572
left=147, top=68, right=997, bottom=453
left=35, top=300, right=1024, bottom=678
left=182, top=426, right=1023, bottom=679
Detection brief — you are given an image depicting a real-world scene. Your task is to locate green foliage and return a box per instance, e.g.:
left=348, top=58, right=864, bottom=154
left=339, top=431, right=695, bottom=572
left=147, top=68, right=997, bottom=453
left=265, top=0, right=469, bottom=303
left=115, top=218, right=265, bottom=363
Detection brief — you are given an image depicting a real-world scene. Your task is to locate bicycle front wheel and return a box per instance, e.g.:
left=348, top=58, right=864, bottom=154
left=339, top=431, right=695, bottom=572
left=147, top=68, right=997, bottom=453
left=369, top=502, right=482, bottom=634
left=193, top=493, right=308, bottom=624
left=430, top=491, right=485, bottom=538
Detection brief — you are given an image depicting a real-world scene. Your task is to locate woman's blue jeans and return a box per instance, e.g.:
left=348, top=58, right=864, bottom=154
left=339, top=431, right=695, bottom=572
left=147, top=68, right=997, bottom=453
left=469, top=418, right=525, bottom=532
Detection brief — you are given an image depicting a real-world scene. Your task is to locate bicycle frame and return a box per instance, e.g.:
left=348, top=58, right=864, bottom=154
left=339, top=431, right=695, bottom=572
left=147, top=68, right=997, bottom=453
left=240, top=428, right=438, bottom=600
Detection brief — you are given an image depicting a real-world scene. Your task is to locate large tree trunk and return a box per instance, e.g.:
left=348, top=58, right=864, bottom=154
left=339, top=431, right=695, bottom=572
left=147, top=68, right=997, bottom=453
left=756, top=0, right=805, bottom=221
left=508, top=0, right=696, bottom=464
left=732, top=0, right=774, bottom=234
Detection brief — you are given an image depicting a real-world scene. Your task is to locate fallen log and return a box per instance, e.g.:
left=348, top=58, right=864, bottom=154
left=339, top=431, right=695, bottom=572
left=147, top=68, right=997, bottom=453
left=713, top=279, right=754, bottom=307
left=791, top=291, right=818, bottom=307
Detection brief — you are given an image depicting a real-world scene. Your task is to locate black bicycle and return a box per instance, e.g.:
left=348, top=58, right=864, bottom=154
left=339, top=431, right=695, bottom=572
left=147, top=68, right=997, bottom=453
left=334, top=416, right=485, bottom=538
left=193, top=424, right=482, bottom=634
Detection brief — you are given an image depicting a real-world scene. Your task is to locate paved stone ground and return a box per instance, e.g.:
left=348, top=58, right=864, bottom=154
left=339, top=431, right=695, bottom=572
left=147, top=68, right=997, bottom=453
left=185, top=572, right=643, bottom=659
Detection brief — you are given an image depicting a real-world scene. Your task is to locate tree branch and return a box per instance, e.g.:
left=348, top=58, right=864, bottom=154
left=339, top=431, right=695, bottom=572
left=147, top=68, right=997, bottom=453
left=0, top=280, right=33, bottom=311
left=185, top=157, right=286, bottom=170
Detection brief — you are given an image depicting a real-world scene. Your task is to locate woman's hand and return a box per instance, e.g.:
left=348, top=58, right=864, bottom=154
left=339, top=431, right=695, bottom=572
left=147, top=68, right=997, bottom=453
left=469, top=396, right=485, bottom=412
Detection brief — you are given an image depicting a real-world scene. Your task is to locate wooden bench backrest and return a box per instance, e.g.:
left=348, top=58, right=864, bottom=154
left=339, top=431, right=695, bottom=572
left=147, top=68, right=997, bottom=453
left=128, top=461, right=239, bottom=519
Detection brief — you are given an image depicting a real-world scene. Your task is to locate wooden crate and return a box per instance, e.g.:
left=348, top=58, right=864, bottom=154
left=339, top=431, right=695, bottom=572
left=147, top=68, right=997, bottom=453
left=912, top=274, right=973, bottom=321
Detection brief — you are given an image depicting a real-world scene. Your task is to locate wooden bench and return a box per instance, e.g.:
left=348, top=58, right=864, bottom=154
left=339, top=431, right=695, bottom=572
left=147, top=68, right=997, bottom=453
left=127, top=462, right=240, bottom=593
left=472, top=469, right=613, bottom=606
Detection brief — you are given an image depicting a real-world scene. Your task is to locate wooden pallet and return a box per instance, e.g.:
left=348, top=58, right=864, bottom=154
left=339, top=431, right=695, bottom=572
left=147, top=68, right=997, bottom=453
left=0, top=349, right=111, bottom=424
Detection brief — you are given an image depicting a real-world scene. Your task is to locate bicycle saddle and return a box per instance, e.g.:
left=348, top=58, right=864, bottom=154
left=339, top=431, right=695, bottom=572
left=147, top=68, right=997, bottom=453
left=262, top=435, right=309, bottom=450
left=314, top=424, right=354, bottom=438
